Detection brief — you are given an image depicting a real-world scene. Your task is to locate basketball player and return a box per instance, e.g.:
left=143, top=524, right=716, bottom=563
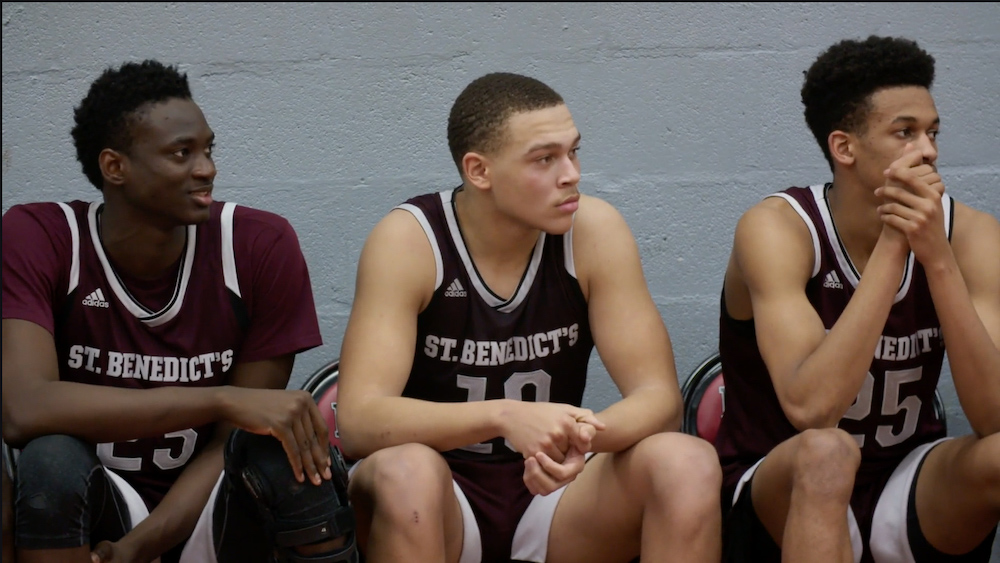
left=335, top=72, right=723, bottom=563
left=1, top=60, right=357, bottom=563
left=714, top=36, right=999, bottom=562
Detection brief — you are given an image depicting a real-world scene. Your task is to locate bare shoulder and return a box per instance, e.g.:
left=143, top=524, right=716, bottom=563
left=734, top=197, right=813, bottom=265
left=573, top=194, right=628, bottom=230
left=569, top=195, right=644, bottom=298
left=356, top=207, right=437, bottom=309
left=571, top=194, right=635, bottom=252
left=951, top=201, right=1000, bottom=256
left=950, top=201, right=1000, bottom=287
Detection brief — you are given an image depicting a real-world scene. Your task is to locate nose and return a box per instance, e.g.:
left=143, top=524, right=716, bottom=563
left=194, top=152, right=217, bottom=180
left=916, top=131, right=938, bottom=165
left=559, top=154, right=581, bottom=188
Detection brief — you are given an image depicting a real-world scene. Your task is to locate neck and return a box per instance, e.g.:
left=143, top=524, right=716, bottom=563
left=99, top=202, right=188, bottom=280
left=827, top=176, right=884, bottom=271
left=453, top=186, right=539, bottom=268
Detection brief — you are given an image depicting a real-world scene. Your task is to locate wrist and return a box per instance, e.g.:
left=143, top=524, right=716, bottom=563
left=213, top=386, right=234, bottom=424
left=489, top=399, right=517, bottom=439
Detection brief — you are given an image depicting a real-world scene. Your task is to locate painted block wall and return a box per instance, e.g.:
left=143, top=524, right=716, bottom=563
left=3, top=4, right=998, bottom=555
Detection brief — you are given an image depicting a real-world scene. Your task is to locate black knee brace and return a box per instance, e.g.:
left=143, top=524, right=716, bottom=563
left=224, top=430, right=357, bottom=563
left=13, top=434, right=130, bottom=550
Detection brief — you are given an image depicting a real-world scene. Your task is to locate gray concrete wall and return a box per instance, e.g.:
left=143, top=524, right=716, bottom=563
left=3, top=4, right=998, bottom=554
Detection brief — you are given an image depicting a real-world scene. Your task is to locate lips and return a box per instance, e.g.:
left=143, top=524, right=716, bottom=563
left=557, top=195, right=580, bottom=212
left=189, top=186, right=214, bottom=207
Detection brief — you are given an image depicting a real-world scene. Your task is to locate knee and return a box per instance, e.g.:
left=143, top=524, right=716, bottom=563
left=634, top=433, right=722, bottom=506
left=792, top=428, right=860, bottom=497
left=224, top=430, right=358, bottom=561
left=353, top=443, right=453, bottom=511
left=16, top=435, right=99, bottom=501
left=13, top=435, right=100, bottom=540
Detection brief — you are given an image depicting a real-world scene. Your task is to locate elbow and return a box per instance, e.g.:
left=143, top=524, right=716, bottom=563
left=783, top=402, right=841, bottom=432
left=335, top=406, right=372, bottom=461
left=339, top=439, right=367, bottom=462
left=663, top=397, right=682, bottom=433
left=2, top=410, right=33, bottom=449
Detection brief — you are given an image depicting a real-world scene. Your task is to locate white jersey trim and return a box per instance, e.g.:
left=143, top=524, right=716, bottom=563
left=564, top=218, right=577, bottom=279
left=440, top=189, right=544, bottom=314
left=221, top=202, right=241, bottom=298
left=869, top=437, right=949, bottom=563
left=766, top=191, right=822, bottom=278
left=395, top=203, right=444, bottom=291
left=56, top=202, right=81, bottom=295
left=811, top=185, right=919, bottom=304
left=88, top=202, right=197, bottom=327
left=102, top=468, right=151, bottom=532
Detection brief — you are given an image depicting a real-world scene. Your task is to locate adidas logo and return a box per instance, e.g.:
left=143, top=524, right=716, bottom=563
left=444, top=278, right=467, bottom=298
left=822, top=271, right=844, bottom=290
left=82, top=288, right=110, bottom=308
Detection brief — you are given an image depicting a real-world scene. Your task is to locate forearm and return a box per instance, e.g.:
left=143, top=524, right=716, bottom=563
left=122, top=439, right=227, bottom=562
left=590, top=386, right=678, bottom=453
left=783, top=238, right=907, bottom=428
left=2, top=382, right=228, bottom=447
left=338, top=396, right=504, bottom=459
left=926, top=258, right=1000, bottom=435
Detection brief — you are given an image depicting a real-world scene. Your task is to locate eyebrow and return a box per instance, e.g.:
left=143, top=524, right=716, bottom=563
left=167, top=132, right=216, bottom=146
left=525, top=133, right=582, bottom=155
left=891, top=116, right=940, bottom=126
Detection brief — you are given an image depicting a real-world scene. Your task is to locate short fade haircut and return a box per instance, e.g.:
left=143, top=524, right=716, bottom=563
left=447, top=72, right=564, bottom=175
left=71, top=59, right=193, bottom=189
left=801, top=35, right=935, bottom=170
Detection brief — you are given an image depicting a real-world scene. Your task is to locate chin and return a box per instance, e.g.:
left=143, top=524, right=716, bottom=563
left=180, top=208, right=212, bottom=225
left=541, top=216, right=575, bottom=236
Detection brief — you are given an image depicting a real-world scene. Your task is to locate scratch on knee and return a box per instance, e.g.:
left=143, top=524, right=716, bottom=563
left=413, top=510, right=420, bottom=524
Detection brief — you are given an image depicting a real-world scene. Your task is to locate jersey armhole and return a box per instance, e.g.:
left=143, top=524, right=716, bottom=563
left=394, top=203, right=444, bottom=291
left=563, top=217, right=577, bottom=279
left=221, top=202, right=241, bottom=298
left=764, top=193, right=822, bottom=279
left=55, top=202, right=81, bottom=295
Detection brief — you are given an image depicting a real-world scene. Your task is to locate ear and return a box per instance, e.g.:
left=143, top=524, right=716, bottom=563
left=98, top=148, right=127, bottom=187
left=461, top=152, right=492, bottom=191
left=828, top=130, right=855, bottom=167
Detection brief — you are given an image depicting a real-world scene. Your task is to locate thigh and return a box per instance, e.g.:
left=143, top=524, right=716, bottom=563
left=909, top=435, right=999, bottom=558
left=546, top=432, right=717, bottom=563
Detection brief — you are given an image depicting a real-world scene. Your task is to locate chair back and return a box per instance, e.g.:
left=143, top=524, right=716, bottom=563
left=301, top=359, right=345, bottom=455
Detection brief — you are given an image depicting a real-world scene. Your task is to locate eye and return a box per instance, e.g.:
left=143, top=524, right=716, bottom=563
left=894, top=128, right=912, bottom=139
left=569, top=146, right=580, bottom=158
left=538, top=155, right=554, bottom=164
left=206, top=143, right=216, bottom=158
left=173, top=147, right=191, bottom=158
left=927, top=129, right=939, bottom=141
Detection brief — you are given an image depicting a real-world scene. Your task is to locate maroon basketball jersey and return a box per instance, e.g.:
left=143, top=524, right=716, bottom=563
left=2, top=200, right=322, bottom=505
left=716, top=184, right=950, bottom=495
left=399, top=188, right=594, bottom=463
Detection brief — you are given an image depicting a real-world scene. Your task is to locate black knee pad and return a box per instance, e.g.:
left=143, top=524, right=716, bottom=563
left=224, top=430, right=357, bottom=563
left=14, top=435, right=126, bottom=549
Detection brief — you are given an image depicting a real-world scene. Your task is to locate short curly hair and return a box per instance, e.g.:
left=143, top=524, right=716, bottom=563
left=71, top=59, right=193, bottom=189
left=447, top=72, right=564, bottom=176
left=801, top=35, right=935, bottom=170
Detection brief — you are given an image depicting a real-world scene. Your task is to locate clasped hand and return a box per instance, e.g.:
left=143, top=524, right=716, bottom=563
left=501, top=402, right=606, bottom=496
left=876, top=143, right=949, bottom=263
